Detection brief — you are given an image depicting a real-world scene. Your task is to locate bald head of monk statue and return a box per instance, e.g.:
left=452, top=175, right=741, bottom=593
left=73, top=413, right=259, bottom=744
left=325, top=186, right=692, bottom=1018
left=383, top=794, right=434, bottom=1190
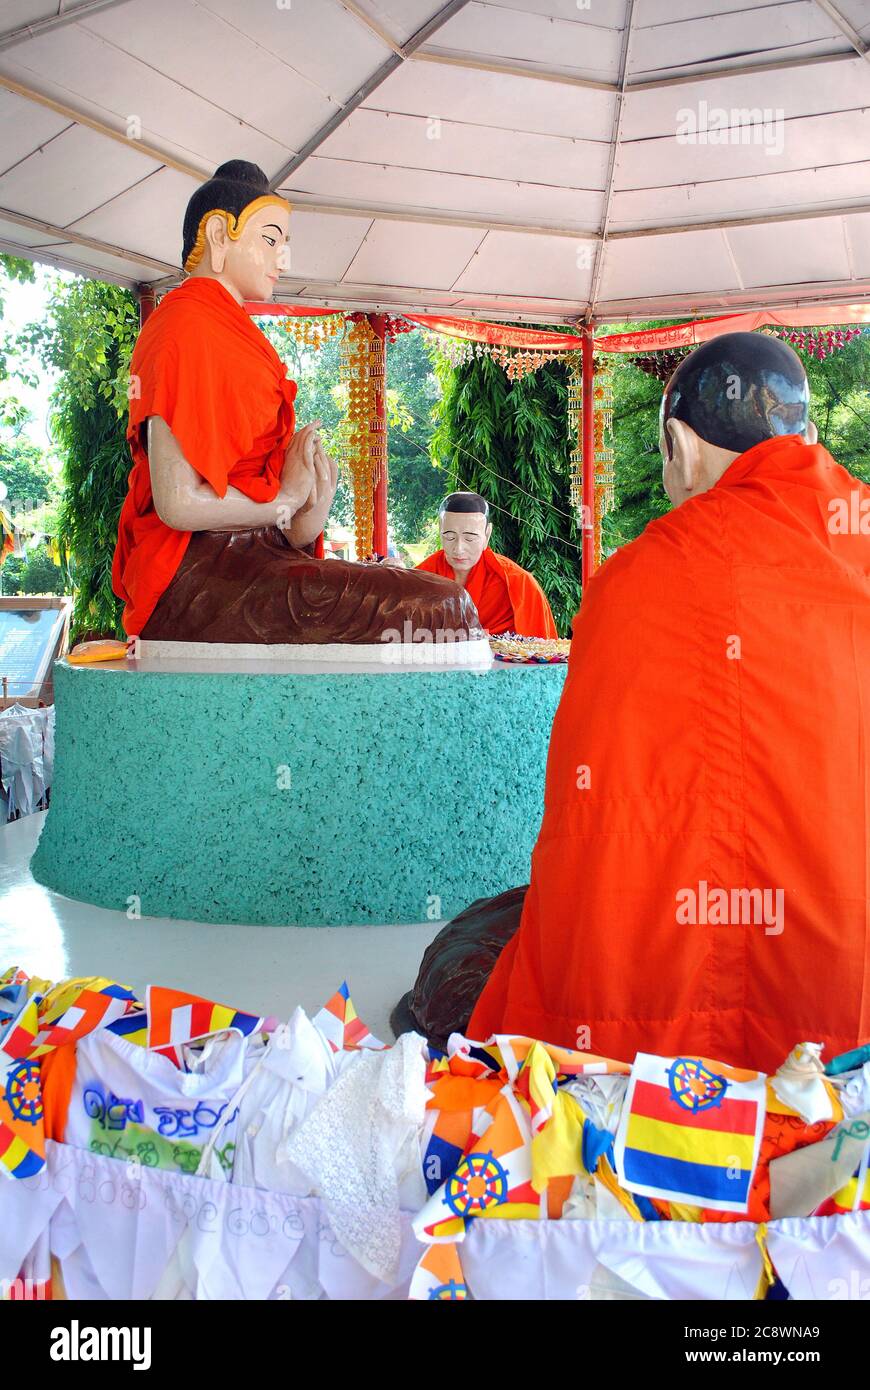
left=438, top=492, right=493, bottom=584
left=182, top=159, right=290, bottom=305
left=659, top=331, right=817, bottom=508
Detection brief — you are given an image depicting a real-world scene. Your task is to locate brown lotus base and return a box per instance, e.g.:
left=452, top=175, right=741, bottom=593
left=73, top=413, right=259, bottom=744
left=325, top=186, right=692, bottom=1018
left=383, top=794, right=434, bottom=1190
left=141, top=526, right=482, bottom=645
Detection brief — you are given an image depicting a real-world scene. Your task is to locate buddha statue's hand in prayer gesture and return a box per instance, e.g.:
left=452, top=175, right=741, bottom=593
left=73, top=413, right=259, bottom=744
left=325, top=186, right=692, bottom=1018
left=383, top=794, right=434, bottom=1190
left=277, top=421, right=339, bottom=547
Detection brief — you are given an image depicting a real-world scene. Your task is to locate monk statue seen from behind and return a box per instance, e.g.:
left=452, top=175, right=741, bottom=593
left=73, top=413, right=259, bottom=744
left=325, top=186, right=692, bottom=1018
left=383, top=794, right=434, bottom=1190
left=396, top=332, right=870, bottom=1073
left=112, top=160, right=480, bottom=648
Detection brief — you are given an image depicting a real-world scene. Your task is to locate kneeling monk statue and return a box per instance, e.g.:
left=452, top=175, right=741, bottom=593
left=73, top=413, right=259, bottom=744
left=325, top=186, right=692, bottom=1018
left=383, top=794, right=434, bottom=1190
left=112, top=160, right=479, bottom=647
left=395, top=331, right=870, bottom=1072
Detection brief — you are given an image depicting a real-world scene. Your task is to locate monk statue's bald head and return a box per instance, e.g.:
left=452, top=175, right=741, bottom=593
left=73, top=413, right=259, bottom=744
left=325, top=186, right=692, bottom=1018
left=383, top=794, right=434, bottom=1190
left=439, top=493, right=492, bottom=578
left=659, top=331, right=816, bottom=507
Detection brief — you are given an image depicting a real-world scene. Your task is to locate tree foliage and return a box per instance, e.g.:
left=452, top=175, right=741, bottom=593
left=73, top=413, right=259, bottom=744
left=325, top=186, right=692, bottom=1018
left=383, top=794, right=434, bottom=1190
left=0, top=255, right=36, bottom=382
left=1, top=547, right=64, bottom=596
left=802, top=334, right=870, bottom=485
left=28, top=278, right=138, bottom=638
left=6, top=261, right=867, bottom=645
left=0, top=427, right=58, bottom=510
left=602, top=322, right=870, bottom=551
left=602, top=333, right=670, bottom=551
left=265, top=320, right=445, bottom=548
left=380, top=331, right=444, bottom=545
left=430, top=351, right=583, bottom=635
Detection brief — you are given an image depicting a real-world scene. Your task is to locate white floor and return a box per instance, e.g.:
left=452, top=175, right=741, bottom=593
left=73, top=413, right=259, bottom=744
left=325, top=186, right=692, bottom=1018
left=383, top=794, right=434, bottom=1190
left=0, top=813, right=440, bottom=1041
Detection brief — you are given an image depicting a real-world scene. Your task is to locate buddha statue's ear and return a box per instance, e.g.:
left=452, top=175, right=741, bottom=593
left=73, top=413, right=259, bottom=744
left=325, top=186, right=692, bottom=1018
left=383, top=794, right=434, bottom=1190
left=203, top=212, right=230, bottom=273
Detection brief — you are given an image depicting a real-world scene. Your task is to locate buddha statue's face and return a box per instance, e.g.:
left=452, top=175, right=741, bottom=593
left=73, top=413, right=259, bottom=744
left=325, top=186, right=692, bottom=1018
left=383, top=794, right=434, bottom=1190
left=440, top=509, right=492, bottom=574
left=199, top=202, right=290, bottom=302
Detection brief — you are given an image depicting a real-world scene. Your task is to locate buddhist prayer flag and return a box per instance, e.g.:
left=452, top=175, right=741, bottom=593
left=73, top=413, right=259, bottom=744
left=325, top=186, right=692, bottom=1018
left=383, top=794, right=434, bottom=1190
left=0, top=987, right=29, bottom=1046
left=615, top=1053, right=767, bottom=1213
left=0, top=1111, right=44, bottom=1178
left=312, top=982, right=385, bottom=1053
left=815, top=1141, right=870, bottom=1216
left=146, top=985, right=263, bottom=1065
left=105, top=1009, right=149, bottom=1048
left=415, top=1081, right=540, bottom=1243
left=0, top=1051, right=45, bottom=1178
left=28, top=982, right=138, bottom=1059
left=494, top=1034, right=631, bottom=1083
left=0, top=986, right=46, bottom=1180
left=409, top=1243, right=469, bottom=1301
left=0, top=976, right=142, bottom=1181
left=0, top=966, right=32, bottom=1048
left=0, top=998, right=39, bottom=1064
left=419, top=1032, right=631, bottom=1225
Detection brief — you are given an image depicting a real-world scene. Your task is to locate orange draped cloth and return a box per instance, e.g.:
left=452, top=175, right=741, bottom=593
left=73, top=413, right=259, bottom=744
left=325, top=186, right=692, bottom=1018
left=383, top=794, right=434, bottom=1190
left=416, top=547, right=557, bottom=637
left=113, top=277, right=299, bottom=635
left=469, top=435, right=870, bottom=1072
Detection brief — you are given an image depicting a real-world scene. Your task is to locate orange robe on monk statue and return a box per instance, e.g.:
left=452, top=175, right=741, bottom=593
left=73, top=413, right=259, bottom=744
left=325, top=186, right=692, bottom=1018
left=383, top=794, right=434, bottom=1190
left=416, top=492, right=557, bottom=638
left=398, top=334, right=870, bottom=1074
left=111, top=160, right=479, bottom=649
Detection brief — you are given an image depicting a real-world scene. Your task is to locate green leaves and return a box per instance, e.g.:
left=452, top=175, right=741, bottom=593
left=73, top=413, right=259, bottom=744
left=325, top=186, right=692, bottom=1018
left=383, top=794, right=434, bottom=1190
left=263, top=320, right=447, bottom=547
left=0, top=254, right=36, bottom=330
left=1, top=546, right=64, bottom=596
left=601, top=322, right=870, bottom=550
left=35, top=280, right=137, bottom=638
left=432, top=348, right=582, bottom=635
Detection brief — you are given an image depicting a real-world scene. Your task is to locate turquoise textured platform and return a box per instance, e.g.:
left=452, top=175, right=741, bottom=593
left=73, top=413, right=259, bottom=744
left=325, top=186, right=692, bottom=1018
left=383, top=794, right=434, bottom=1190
left=32, top=659, right=567, bottom=927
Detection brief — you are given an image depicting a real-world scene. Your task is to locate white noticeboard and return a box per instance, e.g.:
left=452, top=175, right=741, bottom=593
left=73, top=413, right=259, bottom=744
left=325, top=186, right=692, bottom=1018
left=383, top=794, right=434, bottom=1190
left=0, top=599, right=71, bottom=702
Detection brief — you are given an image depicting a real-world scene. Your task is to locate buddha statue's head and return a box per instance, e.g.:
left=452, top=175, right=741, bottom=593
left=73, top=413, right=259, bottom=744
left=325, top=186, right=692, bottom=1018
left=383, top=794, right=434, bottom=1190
left=438, top=492, right=492, bottom=575
left=181, top=159, right=290, bottom=303
left=659, top=331, right=815, bottom=508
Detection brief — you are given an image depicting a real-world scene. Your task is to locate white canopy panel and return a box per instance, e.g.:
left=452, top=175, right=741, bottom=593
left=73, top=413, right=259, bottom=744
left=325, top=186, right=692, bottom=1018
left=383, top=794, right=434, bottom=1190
left=1, top=0, right=869, bottom=321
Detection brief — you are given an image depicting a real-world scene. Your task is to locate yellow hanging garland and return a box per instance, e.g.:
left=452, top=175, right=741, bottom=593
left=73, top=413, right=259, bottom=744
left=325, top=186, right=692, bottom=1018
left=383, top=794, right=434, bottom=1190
left=337, top=316, right=386, bottom=559
left=278, top=313, right=344, bottom=352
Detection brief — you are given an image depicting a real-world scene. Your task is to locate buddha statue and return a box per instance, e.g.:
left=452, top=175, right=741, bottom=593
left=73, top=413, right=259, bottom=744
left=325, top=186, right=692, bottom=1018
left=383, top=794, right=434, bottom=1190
left=112, top=160, right=481, bottom=651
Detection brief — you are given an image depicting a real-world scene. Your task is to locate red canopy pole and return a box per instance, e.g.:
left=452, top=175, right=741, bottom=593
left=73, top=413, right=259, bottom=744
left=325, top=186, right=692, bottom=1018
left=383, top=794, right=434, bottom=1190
left=367, top=313, right=389, bottom=557
left=581, top=327, right=596, bottom=587
left=138, top=285, right=156, bottom=328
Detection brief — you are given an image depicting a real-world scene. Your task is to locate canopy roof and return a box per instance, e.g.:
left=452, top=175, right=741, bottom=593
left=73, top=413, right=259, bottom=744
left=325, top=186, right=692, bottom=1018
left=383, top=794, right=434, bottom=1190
left=2, top=0, right=870, bottom=324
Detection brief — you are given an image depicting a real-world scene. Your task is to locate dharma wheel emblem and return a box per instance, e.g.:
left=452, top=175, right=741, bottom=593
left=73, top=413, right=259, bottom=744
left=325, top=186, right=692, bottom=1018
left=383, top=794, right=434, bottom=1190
left=444, top=1150, right=509, bottom=1216
left=667, top=1057, right=729, bottom=1112
left=5, top=1060, right=43, bottom=1125
left=429, top=1280, right=470, bottom=1300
